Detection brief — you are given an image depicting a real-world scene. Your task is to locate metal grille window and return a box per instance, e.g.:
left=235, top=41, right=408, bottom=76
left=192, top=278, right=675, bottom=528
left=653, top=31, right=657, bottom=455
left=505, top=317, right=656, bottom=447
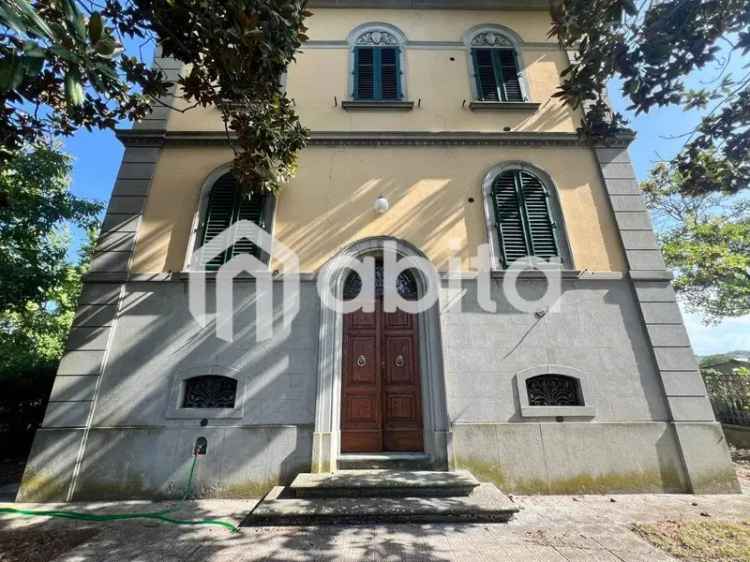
left=491, top=169, right=560, bottom=267
left=526, top=375, right=583, bottom=407
left=182, top=375, right=237, bottom=409
left=353, top=46, right=401, bottom=100
left=199, top=173, right=270, bottom=271
left=471, top=48, right=523, bottom=102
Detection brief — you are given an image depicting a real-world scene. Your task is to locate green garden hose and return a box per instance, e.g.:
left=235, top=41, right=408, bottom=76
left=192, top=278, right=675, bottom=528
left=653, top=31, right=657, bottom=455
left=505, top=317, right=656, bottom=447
left=0, top=454, right=240, bottom=533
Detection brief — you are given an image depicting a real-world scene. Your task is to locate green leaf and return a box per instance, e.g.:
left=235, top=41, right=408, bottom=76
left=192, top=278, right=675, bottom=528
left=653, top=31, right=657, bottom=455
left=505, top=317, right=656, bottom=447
left=0, top=53, right=24, bottom=92
left=88, top=12, right=103, bottom=44
left=93, top=38, right=121, bottom=58
left=11, top=0, right=55, bottom=40
left=20, top=54, right=44, bottom=78
left=0, top=4, right=28, bottom=35
left=64, top=67, right=85, bottom=106
left=22, top=41, right=46, bottom=58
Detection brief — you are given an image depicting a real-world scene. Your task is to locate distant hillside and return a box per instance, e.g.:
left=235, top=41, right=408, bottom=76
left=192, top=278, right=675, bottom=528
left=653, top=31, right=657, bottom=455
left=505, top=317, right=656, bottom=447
left=700, top=350, right=750, bottom=368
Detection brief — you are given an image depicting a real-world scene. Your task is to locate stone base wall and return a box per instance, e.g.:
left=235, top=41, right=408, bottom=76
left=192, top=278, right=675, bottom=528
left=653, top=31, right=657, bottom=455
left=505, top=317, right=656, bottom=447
left=19, top=426, right=311, bottom=501
left=18, top=274, right=740, bottom=500
left=450, top=421, right=737, bottom=494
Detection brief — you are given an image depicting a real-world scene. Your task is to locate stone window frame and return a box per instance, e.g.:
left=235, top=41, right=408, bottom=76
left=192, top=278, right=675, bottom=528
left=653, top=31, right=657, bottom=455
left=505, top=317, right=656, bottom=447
left=165, top=365, right=245, bottom=419
left=462, top=24, right=533, bottom=105
left=481, top=161, right=574, bottom=271
left=346, top=22, right=409, bottom=102
left=515, top=365, right=595, bottom=418
left=312, top=236, right=450, bottom=472
left=182, top=163, right=277, bottom=272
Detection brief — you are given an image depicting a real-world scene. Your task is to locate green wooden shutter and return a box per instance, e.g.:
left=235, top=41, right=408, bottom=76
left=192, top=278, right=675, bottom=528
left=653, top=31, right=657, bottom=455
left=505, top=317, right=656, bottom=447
left=380, top=47, right=400, bottom=99
left=496, top=49, right=523, bottom=102
left=231, top=191, right=266, bottom=259
left=492, top=170, right=559, bottom=266
left=518, top=171, right=559, bottom=260
left=200, top=174, right=268, bottom=271
left=201, top=174, right=236, bottom=271
left=472, top=48, right=500, bottom=101
left=492, top=171, right=530, bottom=265
left=354, top=47, right=374, bottom=99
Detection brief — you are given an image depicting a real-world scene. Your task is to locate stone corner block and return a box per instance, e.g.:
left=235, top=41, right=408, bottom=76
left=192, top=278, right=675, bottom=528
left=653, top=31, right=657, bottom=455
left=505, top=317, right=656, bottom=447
left=672, top=422, right=741, bottom=494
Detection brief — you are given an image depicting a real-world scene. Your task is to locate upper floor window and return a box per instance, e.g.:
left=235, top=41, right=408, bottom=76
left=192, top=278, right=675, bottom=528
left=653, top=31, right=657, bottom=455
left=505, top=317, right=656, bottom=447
left=483, top=164, right=569, bottom=269
left=466, top=27, right=525, bottom=102
left=348, top=23, right=407, bottom=101
left=199, top=173, right=274, bottom=271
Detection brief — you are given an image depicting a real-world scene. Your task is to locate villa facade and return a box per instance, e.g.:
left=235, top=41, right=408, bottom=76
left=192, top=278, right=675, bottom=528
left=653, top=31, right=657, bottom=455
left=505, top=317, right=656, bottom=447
left=19, top=0, right=739, bottom=501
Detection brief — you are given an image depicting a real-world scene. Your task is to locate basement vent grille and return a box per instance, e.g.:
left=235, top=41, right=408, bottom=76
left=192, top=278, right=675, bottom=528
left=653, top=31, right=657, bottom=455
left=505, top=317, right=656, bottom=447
left=182, top=375, right=237, bottom=409
left=526, top=374, right=583, bottom=406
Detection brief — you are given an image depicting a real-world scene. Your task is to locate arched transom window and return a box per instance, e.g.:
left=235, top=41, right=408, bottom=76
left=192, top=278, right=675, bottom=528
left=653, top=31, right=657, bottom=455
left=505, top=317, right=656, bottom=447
left=199, top=173, right=274, bottom=271
left=484, top=166, right=567, bottom=268
left=467, top=28, right=524, bottom=102
left=349, top=24, right=406, bottom=101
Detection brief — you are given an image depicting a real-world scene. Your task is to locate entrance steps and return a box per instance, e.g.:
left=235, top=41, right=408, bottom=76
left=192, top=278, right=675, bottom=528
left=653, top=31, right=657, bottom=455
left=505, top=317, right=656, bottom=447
left=336, top=453, right=435, bottom=471
left=242, top=469, right=519, bottom=526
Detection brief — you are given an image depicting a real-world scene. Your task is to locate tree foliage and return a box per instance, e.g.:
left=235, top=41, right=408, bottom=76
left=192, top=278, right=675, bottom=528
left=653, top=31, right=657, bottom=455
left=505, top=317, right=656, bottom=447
left=551, top=0, right=750, bottom=196
left=0, top=220, right=95, bottom=459
left=1, top=0, right=310, bottom=195
left=0, top=144, right=100, bottom=313
left=643, top=164, right=750, bottom=321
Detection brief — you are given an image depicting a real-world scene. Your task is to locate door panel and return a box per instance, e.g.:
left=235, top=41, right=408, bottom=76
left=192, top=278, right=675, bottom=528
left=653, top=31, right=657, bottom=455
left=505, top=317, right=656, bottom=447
left=341, top=308, right=381, bottom=452
left=341, top=301, right=423, bottom=453
left=382, top=331, right=423, bottom=451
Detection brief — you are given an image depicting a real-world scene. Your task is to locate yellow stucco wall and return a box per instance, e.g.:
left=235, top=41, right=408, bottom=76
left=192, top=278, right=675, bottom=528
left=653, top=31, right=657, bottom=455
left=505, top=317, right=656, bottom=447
left=165, top=8, right=580, bottom=133
left=132, top=145, right=625, bottom=274
left=132, top=7, right=624, bottom=274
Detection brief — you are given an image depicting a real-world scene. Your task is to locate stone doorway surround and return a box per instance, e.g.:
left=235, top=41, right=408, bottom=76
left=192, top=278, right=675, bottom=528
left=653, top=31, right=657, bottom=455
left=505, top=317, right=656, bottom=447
left=311, top=236, right=451, bottom=473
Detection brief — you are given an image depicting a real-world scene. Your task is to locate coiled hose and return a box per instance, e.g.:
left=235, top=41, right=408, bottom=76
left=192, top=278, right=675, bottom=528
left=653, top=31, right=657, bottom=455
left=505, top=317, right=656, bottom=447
left=0, top=454, right=240, bottom=533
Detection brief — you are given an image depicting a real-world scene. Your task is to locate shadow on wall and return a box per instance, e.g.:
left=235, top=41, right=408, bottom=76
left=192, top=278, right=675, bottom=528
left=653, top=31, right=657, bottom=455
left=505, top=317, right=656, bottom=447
left=443, top=278, right=671, bottom=425
left=19, top=276, right=319, bottom=501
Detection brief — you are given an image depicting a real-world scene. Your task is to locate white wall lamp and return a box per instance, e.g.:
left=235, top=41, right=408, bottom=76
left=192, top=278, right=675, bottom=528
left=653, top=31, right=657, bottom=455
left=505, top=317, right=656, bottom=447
left=374, top=195, right=390, bottom=214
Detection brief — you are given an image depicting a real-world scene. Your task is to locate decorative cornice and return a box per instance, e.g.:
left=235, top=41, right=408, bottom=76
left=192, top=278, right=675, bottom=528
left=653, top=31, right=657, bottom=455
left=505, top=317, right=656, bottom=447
left=308, top=0, right=550, bottom=10
left=89, top=269, right=628, bottom=283
left=303, top=39, right=560, bottom=51
left=117, top=129, right=635, bottom=148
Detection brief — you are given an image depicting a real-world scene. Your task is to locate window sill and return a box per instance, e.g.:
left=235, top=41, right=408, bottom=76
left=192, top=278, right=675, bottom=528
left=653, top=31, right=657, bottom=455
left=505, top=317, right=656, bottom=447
left=469, top=101, right=540, bottom=111
left=342, top=100, right=415, bottom=111
left=489, top=268, right=580, bottom=279
left=521, top=405, right=595, bottom=418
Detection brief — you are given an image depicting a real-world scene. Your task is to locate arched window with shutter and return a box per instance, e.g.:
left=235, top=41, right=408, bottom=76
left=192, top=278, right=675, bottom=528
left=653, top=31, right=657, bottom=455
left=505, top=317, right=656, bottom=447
left=198, top=172, right=275, bottom=271
left=348, top=23, right=407, bottom=101
left=482, top=163, right=570, bottom=269
left=464, top=26, right=527, bottom=103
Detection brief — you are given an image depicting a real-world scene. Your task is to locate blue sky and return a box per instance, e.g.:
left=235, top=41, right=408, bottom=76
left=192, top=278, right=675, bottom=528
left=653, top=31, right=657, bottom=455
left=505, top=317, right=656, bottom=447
left=61, top=44, right=749, bottom=357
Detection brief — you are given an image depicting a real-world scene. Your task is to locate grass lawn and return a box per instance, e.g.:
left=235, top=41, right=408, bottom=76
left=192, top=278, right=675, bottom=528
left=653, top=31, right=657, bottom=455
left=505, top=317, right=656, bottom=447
left=633, top=519, right=750, bottom=561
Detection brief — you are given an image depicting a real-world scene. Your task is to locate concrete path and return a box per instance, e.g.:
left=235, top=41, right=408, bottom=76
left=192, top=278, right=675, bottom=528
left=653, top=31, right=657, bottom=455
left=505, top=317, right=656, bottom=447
left=1, top=491, right=749, bottom=561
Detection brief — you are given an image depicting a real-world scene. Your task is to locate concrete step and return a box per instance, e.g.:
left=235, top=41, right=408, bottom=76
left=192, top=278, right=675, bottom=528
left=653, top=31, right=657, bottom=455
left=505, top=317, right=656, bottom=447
left=337, top=453, right=435, bottom=470
left=242, top=483, right=519, bottom=526
left=289, top=469, right=480, bottom=498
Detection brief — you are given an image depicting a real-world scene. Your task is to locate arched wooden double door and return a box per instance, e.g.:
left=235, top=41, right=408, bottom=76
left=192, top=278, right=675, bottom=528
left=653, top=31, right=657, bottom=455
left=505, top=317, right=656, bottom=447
left=340, top=266, right=424, bottom=452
